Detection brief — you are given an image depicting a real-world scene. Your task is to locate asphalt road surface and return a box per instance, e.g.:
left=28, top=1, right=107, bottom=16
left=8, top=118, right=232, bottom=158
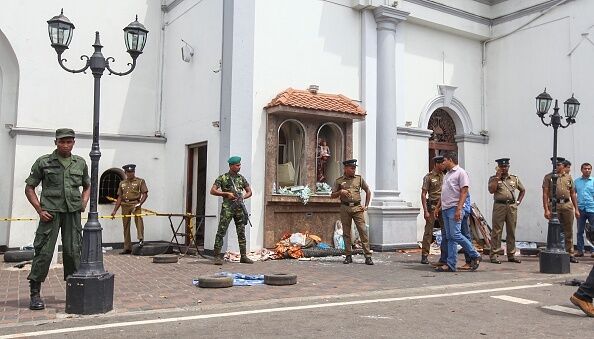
left=1, top=277, right=591, bottom=338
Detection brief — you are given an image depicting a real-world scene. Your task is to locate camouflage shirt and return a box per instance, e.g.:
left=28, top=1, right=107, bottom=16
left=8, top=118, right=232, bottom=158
left=214, top=172, right=250, bottom=207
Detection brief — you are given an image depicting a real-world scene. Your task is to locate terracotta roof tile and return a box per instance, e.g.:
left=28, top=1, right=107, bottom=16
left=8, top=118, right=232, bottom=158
left=266, top=88, right=366, bottom=116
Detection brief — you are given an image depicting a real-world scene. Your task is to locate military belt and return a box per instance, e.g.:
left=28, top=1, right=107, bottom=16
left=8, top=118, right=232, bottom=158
left=123, top=199, right=140, bottom=203
left=494, top=199, right=515, bottom=204
left=550, top=198, right=570, bottom=204
left=342, top=201, right=361, bottom=207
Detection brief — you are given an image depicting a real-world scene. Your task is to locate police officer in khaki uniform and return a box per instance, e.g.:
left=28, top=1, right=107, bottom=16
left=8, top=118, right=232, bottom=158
left=331, top=159, right=373, bottom=265
left=488, top=158, right=526, bottom=264
left=542, top=157, right=580, bottom=263
left=111, top=164, right=149, bottom=254
left=25, top=128, right=91, bottom=310
left=420, top=155, right=445, bottom=264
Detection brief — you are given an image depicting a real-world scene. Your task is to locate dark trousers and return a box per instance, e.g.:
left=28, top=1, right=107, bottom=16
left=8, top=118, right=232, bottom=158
left=28, top=212, right=82, bottom=282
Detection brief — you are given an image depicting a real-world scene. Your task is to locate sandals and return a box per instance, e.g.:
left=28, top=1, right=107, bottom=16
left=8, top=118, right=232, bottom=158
left=470, top=256, right=481, bottom=271
left=434, top=265, right=453, bottom=272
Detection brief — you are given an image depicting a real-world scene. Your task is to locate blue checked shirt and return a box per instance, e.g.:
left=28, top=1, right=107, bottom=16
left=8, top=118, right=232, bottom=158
left=574, top=176, right=594, bottom=213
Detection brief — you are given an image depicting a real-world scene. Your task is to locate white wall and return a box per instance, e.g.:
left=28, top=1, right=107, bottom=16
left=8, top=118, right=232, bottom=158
left=0, top=0, right=161, bottom=135
left=160, top=0, right=224, bottom=250
left=485, top=0, right=594, bottom=242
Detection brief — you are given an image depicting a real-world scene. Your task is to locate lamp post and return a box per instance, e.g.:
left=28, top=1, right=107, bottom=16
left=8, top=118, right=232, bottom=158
left=47, top=9, right=148, bottom=314
left=535, top=88, right=580, bottom=274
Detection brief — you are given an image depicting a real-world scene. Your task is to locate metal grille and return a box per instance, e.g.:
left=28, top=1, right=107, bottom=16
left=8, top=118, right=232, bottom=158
left=428, top=108, right=456, bottom=143
left=99, top=170, right=123, bottom=204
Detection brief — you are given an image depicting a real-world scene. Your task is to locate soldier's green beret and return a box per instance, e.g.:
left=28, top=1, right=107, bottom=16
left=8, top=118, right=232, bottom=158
left=55, top=128, right=75, bottom=139
left=228, top=156, right=241, bottom=165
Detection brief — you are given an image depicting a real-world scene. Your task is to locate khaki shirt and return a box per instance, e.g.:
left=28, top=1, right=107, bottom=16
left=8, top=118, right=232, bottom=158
left=117, top=177, right=148, bottom=204
left=333, top=175, right=369, bottom=203
left=422, top=171, right=443, bottom=202
left=489, top=174, right=525, bottom=201
left=25, top=150, right=90, bottom=213
left=542, top=173, right=573, bottom=200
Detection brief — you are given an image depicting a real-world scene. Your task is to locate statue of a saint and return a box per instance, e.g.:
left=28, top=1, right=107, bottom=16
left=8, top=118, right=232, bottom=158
left=317, top=139, right=330, bottom=182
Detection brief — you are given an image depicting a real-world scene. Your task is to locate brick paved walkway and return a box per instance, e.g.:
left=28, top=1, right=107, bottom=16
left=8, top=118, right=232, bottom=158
left=1, top=250, right=592, bottom=326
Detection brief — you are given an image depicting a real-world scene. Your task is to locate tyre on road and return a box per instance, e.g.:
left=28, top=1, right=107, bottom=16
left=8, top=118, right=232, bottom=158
left=152, top=254, right=179, bottom=263
left=264, top=273, right=297, bottom=286
left=197, top=275, right=234, bottom=288
left=132, top=242, right=172, bottom=256
left=3, top=250, right=34, bottom=262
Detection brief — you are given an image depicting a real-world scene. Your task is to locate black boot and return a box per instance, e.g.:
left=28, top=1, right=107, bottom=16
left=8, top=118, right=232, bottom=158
left=343, top=255, right=352, bottom=264
left=365, top=257, right=374, bottom=265
left=213, top=248, right=223, bottom=265
left=421, top=255, right=429, bottom=264
left=239, top=245, right=254, bottom=264
left=29, top=280, right=45, bottom=310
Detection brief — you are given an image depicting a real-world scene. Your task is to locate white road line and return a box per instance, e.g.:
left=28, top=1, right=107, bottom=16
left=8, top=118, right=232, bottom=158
left=1, top=283, right=552, bottom=339
left=541, top=305, right=587, bottom=316
left=490, top=295, right=539, bottom=304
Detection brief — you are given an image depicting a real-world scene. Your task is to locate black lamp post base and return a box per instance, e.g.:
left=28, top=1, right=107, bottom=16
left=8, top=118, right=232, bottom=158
left=66, top=272, right=115, bottom=314
left=539, top=250, right=570, bottom=274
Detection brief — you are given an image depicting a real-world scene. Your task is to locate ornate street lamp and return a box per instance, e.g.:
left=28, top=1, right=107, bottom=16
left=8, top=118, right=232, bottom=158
left=535, top=88, right=580, bottom=274
left=47, top=9, right=148, bottom=314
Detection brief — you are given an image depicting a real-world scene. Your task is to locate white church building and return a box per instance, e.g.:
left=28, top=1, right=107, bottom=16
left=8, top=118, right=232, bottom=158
left=1, top=0, right=593, bottom=252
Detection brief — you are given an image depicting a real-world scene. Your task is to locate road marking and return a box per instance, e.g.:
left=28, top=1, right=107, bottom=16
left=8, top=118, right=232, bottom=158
left=1, top=283, right=551, bottom=338
left=490, top=295, right=539, bottom=304
left=541, top=305, right=587, bottom=316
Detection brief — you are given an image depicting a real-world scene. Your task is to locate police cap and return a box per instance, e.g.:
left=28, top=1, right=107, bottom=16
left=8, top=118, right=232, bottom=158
left=495, top=158, right=510, bottom=166
left=433, top=155, right=444, bottom=163
left=122, top=164, right=136, bottom=172
left=342, top=159, right=358, bottom=167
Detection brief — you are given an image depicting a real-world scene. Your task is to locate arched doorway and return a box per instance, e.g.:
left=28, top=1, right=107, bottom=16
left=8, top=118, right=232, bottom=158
left=427, top=108, right=457, bottom=170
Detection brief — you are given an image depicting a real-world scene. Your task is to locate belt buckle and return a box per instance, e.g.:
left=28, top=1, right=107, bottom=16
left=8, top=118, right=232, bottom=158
left=348, top=202, right=355, bottom=207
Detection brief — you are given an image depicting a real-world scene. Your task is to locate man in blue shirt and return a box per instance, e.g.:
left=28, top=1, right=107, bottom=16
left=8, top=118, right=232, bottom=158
left=574, top=162, right=594, bottom=257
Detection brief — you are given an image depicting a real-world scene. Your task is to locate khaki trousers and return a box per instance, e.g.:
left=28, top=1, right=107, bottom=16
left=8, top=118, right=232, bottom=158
left=340, top=205, right=371, bottom=257
left=122, top=204, right=144, bottom=251
left=490, top=203, right=518, bottom=259
left=555, top=202, right=575, bottom=255
left=422, top=202, right=443, bottom=256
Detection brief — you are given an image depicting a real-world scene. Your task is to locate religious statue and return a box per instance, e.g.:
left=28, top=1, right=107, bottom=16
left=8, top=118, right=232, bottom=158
left=317, top=139, right=330, bottom=182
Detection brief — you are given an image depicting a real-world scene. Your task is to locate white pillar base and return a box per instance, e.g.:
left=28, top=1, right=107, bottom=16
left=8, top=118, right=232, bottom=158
left=368, top=190, right=420, bottom=251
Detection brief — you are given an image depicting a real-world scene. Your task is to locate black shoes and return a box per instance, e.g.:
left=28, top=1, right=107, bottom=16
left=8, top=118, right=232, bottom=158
left=365, top=257, right=374, bottom=265
left=119, top=250, right=132, bottom=255
left=421, top=255, right=429, bottom=264
left=343, top=255, right=353, bottom=264
left=138, top=240, right=144, bottom=247
left=29, top=281, right=45, bottom=311
left=508, top=257, right=522, bottom=263
left=570, top=256, right=579, bottom=263
left=240, top=255, right=254, bottom=264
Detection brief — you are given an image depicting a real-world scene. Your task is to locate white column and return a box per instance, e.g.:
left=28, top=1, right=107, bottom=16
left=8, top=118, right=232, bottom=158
left=367, top=6, right=419, bottom=251
left=372, top=6, right=409, bottom=206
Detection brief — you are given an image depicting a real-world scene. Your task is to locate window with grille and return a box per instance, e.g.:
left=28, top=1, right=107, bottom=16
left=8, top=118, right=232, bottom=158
left=99, top=169, right=125, bottom=204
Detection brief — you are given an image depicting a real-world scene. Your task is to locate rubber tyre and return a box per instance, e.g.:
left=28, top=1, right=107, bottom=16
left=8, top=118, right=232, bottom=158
left=197, top=275, right=234, bottom=288
left=132, top=242, right=172, bottom=256
left=264, top=273, right=297, bottom=286
left=152, top=254, right=179, bottom=263
left=301, top=248, right=345, bottom=257
left=520, top=248, right=541, bottom=256
left=3, top=250, right=34, bottom=262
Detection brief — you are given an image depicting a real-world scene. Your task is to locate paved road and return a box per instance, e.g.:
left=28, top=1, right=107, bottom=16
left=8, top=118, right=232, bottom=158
left=1, top=273, right=591, bottom=338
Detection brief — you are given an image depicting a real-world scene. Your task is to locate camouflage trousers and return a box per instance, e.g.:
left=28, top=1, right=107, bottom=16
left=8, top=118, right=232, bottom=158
left=28, top=212, right=82, bottom=282
left=213, top=204, right=247, bottom=254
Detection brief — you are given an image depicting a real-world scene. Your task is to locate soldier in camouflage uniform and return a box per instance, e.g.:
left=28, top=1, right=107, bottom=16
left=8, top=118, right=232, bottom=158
left=210, top=156, right=253, bottom=265
left=420, top=155, right=445, bottom=264
left=24, top=128, right=90, bottom=310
